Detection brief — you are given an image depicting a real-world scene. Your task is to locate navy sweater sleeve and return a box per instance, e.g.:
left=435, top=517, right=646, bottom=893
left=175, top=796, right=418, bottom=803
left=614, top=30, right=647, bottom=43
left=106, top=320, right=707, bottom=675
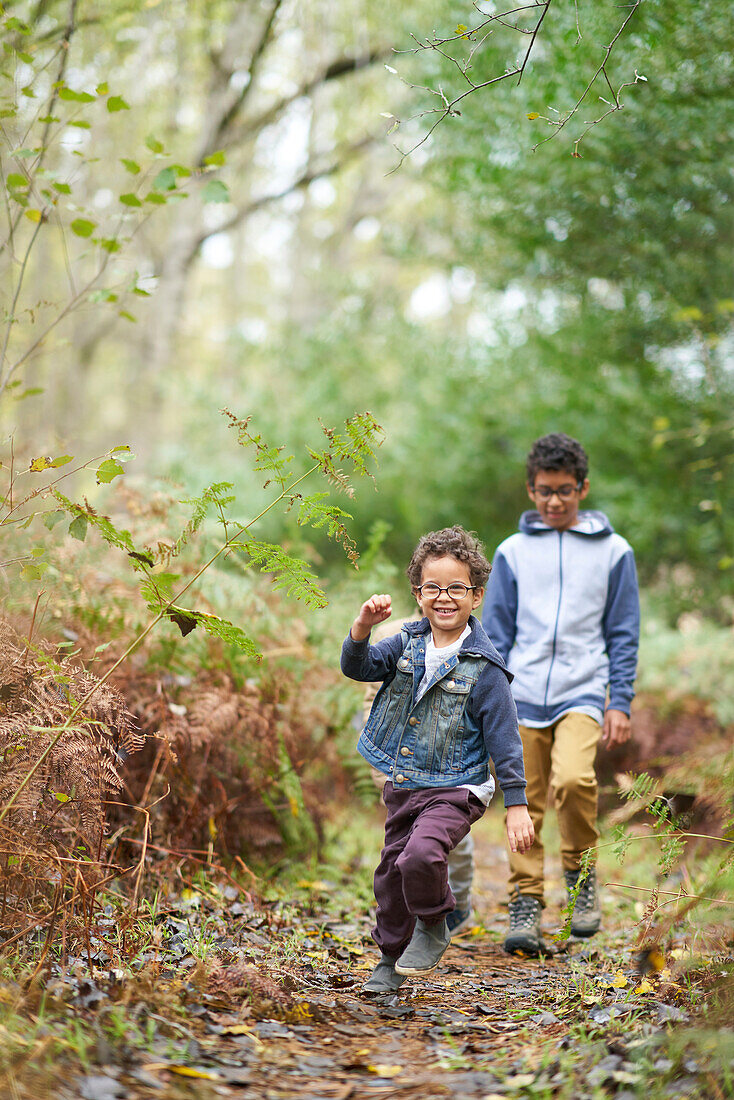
left=468, top=662, right=527, bottom=808
left=602, top=550, right=640, bottom=714
left=340, top=630, right=405, bottom=683
left=481, top=550, right=518, bottom=662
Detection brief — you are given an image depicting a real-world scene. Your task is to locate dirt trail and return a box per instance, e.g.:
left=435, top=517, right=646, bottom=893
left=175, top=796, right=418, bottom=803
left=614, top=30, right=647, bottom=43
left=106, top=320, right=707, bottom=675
left=54, top=814, right=720, bottom=1100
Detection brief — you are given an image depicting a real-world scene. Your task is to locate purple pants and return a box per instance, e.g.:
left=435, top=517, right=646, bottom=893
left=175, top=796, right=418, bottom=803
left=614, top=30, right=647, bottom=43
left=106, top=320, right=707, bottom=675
left=373, top=783, right=485, bottom=958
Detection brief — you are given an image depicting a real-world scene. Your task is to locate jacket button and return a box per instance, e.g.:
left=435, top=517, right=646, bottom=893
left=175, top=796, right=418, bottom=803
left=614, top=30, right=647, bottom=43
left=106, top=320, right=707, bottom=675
left=395, top=774, right=405, bottom=783
left=400, top=746, right=410, bottom=756
left=446, top=679, right=455, bottom=688
left=408, top=717, right=418, bottom=726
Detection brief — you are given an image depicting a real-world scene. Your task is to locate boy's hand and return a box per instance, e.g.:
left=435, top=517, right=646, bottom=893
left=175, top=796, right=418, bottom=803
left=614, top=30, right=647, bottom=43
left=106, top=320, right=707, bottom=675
left=602, top=708, right=631, bottom=747
left=506, top=805, right=534, bottom=853
left=350, top=594, right=392, bottom=641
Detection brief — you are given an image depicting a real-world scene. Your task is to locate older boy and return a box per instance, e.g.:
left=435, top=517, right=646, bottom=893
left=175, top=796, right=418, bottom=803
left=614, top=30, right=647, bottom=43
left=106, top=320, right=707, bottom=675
left=342, top=526, right=533, bottom=993
left=482, top=434, right=639, bottom=953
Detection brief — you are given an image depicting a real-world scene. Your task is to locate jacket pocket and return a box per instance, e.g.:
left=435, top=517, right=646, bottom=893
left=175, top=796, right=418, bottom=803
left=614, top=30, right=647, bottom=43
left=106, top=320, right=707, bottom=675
left=433, top=677, right=471, bottom=772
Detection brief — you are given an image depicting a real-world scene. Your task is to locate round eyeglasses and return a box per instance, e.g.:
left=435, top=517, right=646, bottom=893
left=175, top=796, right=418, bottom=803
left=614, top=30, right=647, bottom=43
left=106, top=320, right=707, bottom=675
left=530, top=482, right=583, bottom=499
left=415, top=583, right=476, bottom=600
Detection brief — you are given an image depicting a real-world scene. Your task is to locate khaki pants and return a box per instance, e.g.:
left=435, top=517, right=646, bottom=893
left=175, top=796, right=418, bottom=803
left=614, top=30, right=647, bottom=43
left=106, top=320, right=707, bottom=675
left=508, top=712, right=601, bottom=905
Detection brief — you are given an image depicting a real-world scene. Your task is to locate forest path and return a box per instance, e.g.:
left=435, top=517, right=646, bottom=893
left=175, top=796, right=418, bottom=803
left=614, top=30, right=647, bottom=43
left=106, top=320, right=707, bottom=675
left=59, top=810, right=718, bottom=1100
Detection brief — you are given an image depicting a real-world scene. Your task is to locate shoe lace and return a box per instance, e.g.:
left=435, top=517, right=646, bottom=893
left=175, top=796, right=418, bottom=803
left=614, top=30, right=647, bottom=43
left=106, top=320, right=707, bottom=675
left=510, top=895, right=539, bottom=926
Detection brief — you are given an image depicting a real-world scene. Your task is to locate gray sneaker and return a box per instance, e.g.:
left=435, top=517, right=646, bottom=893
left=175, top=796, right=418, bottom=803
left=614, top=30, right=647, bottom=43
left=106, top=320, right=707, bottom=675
left=504, top=893, right=544, bottom=955
left=394, top=919, right=450, bottom=976
left=565, top=868, right=601, bottom=937
left=363, top=953, right=408, bottom=993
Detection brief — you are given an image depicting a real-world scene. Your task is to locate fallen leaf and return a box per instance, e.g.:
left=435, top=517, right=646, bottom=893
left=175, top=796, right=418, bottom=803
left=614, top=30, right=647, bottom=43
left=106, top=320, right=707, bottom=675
left=369, top=1064, right=402, bottom=1077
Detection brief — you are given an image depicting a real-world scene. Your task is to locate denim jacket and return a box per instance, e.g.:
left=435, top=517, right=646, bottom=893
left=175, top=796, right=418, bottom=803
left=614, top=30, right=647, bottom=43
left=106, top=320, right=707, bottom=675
left=341, top=616, right=527, bottom=807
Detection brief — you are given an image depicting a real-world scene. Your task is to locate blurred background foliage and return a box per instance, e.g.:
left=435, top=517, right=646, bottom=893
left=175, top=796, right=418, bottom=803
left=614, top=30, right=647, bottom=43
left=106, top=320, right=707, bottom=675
left=1, top=0, right=732, bottom=625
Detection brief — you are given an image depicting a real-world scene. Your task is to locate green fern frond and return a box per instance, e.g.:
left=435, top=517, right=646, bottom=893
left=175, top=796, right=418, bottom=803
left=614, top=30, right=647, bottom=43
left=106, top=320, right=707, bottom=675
left=234, top=537, right=327, bottom=608
left=53, top=491, right=144, bottom=560
left=307, top=411, right=383, bottom=498
left=296, top=494, right=359, bottom=565
left=165, top=482, right=236, bottom=560
left=223, top=409, right=294, bottom=490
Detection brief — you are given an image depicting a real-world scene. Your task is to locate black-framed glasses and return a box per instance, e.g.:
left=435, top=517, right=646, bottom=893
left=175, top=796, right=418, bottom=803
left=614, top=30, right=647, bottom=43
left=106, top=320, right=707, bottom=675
left=415, top=582, right=476, bottom=600
left=530, top=482, right=583, bottom=500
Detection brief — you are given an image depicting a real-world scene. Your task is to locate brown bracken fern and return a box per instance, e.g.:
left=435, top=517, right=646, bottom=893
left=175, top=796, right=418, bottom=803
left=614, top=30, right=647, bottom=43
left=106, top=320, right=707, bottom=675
left=0, top=618, right=143, bottom=932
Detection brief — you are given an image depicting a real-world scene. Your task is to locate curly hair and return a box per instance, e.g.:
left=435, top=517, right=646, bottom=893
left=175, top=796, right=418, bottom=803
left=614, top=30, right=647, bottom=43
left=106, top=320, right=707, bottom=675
left=526, top=432, right=589, bottom=485
left=406, top=525, right=491, bottom=589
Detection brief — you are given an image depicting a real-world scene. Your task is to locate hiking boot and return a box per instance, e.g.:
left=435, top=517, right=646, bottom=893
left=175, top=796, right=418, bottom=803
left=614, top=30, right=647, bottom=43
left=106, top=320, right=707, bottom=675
left=394, top=919, right=450, bottom=976
left=504, top=893, right=544, bottom=955
left=363, top=953, right=408, bottom=994
left=565, top=868, right=601, bottom=937
left=446, top=906, right=473, bottom=937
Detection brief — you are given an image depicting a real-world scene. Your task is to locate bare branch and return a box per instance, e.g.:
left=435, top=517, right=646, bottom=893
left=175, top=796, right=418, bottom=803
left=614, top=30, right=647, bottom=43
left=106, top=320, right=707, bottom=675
left=532, top=0, right=644, bottom=152
left=387, top=3, right=551, bottom=171
left=394, top=0, right=646, bottom=164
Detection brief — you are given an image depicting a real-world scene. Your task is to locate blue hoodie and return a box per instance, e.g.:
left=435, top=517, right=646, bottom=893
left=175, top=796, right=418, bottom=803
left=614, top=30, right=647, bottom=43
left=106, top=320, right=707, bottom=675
left=481, top=509, right=639, bottom=726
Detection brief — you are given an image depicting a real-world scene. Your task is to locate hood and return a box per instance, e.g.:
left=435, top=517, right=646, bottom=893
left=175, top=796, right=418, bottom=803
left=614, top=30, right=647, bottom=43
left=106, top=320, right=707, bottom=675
left=519, top=509, right=614, bottom=538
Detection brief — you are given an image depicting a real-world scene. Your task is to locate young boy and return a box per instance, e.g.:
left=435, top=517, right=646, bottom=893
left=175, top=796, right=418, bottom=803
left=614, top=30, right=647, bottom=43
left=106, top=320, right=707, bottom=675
left=482, top=434, right=639, bottom=954
left=362, top=613, right=477, bottom=938
left=341, top=525, right=534, bottom=993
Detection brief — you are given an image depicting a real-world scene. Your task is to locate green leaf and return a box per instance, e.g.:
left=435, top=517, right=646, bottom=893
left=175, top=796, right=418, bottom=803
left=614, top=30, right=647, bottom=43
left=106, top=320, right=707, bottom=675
left=21, top=560, right=49, bottom=580
left=68, top=120, right=91, bottom=129
left=43, top=510, right=65, bottom=530
left=6, top=173, right=28, bottom=189
left=96, top=458, right=125, bottom=484
left=203, top=180, right=230, bottom=204
left=68, top=515, right=88, bottom=542
left=100, top=238, right=121, bottom=253
left=13, top=386, right=44, bottom=401
left=203, top=150, right=226, bottom=167
left=95, top=82, right=109, bottom=96
left=52, top=182, right=72, bottom=194
left=145, top=134, right=165, bottom=154
left=121, top=158, right=140, bottom=174
left=118, top=310, right=137, bottom=322
left=144, top=192, right=167, bottom=204
left=153, top=166, right=177, bottom=191
left=49, top=455, right=73, bottom=468
left=54, top=792, right=71, bottom=803
left=58, top=86, right=95, bottom=103
left=107, top=95, right=129, bottom=112
left=119, top=193, right=142, bottom=207
left=71, top=218, right=96, bottom=238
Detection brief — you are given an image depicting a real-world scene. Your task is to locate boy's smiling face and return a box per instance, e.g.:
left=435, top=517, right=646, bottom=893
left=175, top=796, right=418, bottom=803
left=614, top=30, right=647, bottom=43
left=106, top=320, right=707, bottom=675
left=413, top=555, right=484, bottom=648
left=527, top=467, right=590, bottom=531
